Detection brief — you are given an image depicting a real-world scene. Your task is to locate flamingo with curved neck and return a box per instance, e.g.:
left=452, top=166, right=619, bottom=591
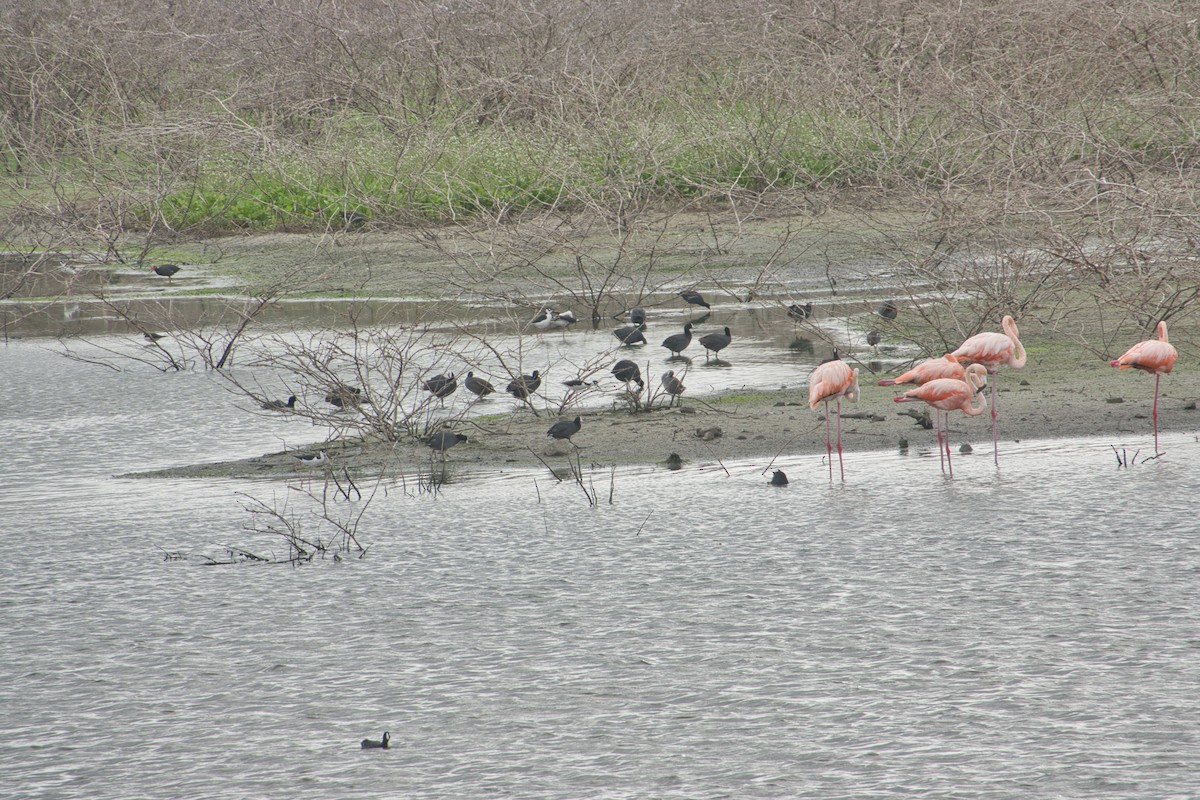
left=893, top=363, right=989, bottom=476
left=808, top=353, right=860, bottom=481
left=1110, top=320, right=1178, bottom=455
left=946, top=315, right=1026, bottom=466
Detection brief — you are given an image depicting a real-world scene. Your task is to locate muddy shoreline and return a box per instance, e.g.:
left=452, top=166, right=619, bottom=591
left=125, top=350, right=1200, bottom=480
left=26, top=213, right=1191, bottom=481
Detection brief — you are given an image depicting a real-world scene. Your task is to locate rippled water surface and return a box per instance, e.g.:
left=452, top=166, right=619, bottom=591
left=2, top=341, right=1199, bottom=799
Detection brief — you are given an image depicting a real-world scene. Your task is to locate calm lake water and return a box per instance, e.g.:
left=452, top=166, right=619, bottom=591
left=2, top=330, right=1199, bottom=799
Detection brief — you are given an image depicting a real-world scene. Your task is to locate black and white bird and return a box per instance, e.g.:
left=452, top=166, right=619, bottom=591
left=261, top=395, right=297, bottom=411
left=547, top=416, right=582, bottom=443
left=361, top=731, right=390, bottom=750
left=292, top=449, right=327, bottom=468
left=679, top=289, right=710, bottom=310
left=422, top=373, right=457, bottom=401
left=613, top=323, right=647, bottom=346
left=661, top=322, right=694, bottom=356
left=464, top=371, right=495, bottom=398
left=506, top=370, right=542, bottom=399
left=529, top=308, right=556, bottom=333
left=549, top=310, right=578, bottom=331
left=698, top=326, right=732, bottom=360
left=611, top=360, right=644, bottom=390
left=661, top=370, right=685, bottom=406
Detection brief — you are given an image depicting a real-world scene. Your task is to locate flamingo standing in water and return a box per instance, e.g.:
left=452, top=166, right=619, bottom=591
left=1109, top=320, right=1178, bottom=455
left=892, top=364, right=989, bottom=476
left=946, top=315, right=1027, bottom=466
left=877, top=356, right=965, bottom=387
left=808, top=352, right=860, bottom=481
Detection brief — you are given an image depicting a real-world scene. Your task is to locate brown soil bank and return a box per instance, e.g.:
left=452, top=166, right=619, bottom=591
left=129, top=323, right=1199, bottom=480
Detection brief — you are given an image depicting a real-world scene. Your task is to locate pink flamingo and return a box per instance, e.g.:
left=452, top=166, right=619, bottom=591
left=1109, top=320, right=1178, bottom=454
left=946, top=315, right=1027, bottom=466
left=877, top=356, right=965, bottom=387
left=892, top=364, right=989, bottom=476
left=808, top=353, right=860, bottom=481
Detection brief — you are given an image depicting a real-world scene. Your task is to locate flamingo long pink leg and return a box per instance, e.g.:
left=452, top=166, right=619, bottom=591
left=836, top=398, right=845, bottom=482
left=989, top=371, right=1000, bottom=466
left=944, top=410, right=955, bottom=477
left=935, top=409, right=946, bottom=474
left=1153, top=373, right=1161, bottom=454
left=824, top=399, right=834, bottom=480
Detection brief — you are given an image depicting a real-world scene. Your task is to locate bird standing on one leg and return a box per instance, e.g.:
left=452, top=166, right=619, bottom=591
left=946, top=315, right=1026, bottom=467
left=150, top=264, right=181, bottom=281
left=807, top=352, right=860, bottom=482
left=1110, top=320, right=1178, bottom=455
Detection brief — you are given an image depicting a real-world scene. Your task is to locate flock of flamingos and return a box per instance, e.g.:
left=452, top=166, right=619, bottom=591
left=807, top=313, right=1178, bottom=480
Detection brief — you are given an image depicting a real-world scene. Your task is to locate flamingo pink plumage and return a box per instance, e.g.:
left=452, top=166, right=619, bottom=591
left=877, top=356, right=965, bottom=387
left=1109, top=320, right=1178, bottom=454
left=946, top=315, right=1026, bottom=466
left=808, top=354, right=860, bottom=481
left=892, top=364, right=988, bottom=476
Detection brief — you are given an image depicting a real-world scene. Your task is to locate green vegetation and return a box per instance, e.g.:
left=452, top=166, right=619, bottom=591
left=5, top=1, right=1199, bottom=238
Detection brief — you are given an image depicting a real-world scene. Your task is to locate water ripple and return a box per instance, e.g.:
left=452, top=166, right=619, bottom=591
left=2, top=343, right=1200, bottom=798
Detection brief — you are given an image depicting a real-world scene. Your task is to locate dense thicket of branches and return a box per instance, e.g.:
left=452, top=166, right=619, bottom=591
left=3, top=0, right=1199, bottom=233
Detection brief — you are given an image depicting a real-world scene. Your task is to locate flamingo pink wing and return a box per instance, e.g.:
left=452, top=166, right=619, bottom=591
left=949, top=332, right=1013, bottom=367
left=1113, top=340, right=1177, bottom=374
left=808, top=361, right=853, bottom=409
left=904, top=378, right=972, bottom=411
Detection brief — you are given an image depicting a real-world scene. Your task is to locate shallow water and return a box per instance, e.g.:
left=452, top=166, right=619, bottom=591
left=2, top=339, right=1199, bottom=799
